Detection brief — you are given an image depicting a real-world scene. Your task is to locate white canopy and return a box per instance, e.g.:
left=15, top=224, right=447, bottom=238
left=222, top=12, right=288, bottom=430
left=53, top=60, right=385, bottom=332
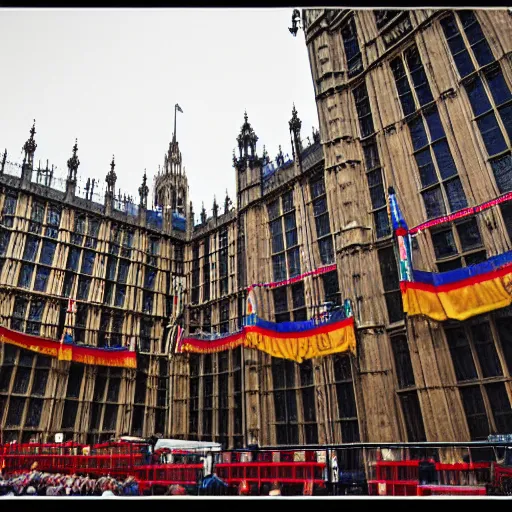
left=154, top=439, right=222, bottom=452
left=119, top=436, right=147, bottom=443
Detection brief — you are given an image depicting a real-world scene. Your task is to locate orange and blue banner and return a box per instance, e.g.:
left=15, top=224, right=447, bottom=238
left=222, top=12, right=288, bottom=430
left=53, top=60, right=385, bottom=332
left=401, top=251, right=512, bottom=322
left=0, top=326, right=137, bottom=369
left=178, top=313, right=356, bottom=363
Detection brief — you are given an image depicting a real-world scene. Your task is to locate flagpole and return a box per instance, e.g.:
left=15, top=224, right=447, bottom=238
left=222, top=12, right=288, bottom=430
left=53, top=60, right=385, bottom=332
left=173, top=104, right=177, bottom=143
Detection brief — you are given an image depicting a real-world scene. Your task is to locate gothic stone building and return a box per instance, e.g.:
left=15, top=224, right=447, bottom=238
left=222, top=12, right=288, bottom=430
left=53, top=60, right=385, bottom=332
left=0, top=129, right=189, bottom=445
left=0, top=9, right=511, bottom=455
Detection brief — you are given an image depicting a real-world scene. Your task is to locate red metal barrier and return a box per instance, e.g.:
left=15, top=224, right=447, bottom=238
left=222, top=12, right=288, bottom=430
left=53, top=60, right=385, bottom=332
left=367, top=459, right=491, bottom=496
left=417, top=485, right=487, bottom=496
left=215, top=461, right=325, bottom=485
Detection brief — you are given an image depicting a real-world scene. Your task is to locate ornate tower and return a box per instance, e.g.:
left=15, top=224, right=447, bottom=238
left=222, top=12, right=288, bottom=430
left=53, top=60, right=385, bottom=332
left=154, top=131, right=191, bottom=234
left=233, top=111, right=263, bottom=210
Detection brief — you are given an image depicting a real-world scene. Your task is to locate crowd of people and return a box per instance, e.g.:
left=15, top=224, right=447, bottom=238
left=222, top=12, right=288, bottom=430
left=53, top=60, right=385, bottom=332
left=0, top=463, right=139, bottom=496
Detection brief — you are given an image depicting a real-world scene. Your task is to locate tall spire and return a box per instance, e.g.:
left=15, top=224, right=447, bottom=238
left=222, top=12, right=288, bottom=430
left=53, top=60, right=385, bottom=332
left=189, top=200, right=194, bottom=226
left=22, top=119, right=37, bottom=167
left=67, top=138, right=80, bottom=182
left=1, top=148, right=6, bottom=174
left=212, top=195, right=219, bottom=219
left=200, top=202, right=207, bottom=224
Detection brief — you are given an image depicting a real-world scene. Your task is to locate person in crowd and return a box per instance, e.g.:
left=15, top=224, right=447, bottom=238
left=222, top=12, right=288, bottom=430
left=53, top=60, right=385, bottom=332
left=259, top=483, right=271, bottom=496
left=269, top=481, right=281, bottom=496
left=238, top=479, right=250, bottom=496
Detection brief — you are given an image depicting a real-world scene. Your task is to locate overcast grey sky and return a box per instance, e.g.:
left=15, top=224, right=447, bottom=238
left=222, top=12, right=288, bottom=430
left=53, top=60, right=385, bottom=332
left=0, top=8, right=318, bottom=220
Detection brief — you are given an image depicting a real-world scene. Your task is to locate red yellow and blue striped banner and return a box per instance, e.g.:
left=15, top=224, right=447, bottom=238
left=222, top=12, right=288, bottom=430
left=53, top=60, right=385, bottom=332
left=179, top=316, right=356, bottom=363
left=0, top=326, right=137, bottom=369
left=388, top=188, right=512, bottom=322
left=401, top=252, right=512, bottom=322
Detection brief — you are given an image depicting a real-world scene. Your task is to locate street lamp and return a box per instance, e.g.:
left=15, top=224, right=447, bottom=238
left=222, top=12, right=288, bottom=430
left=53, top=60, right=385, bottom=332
left=289, top=9, right=301, bottom=36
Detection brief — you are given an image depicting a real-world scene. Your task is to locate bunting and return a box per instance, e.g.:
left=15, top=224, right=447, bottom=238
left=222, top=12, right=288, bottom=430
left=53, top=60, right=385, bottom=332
left=408, top=191, right=512, bottom=235
left=0, top=326, right=137, bottom=369
left=247, top=263, right=336, bottom=293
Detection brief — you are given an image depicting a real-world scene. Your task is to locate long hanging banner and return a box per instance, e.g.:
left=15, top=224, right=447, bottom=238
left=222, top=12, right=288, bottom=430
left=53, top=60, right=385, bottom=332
left=0, top=326, right=137, bottom=369
left=388, top=189, right=512, bottom=322
left=178, top=310, right=356, bottom=364
left=401, top=252, right=512, bottom=322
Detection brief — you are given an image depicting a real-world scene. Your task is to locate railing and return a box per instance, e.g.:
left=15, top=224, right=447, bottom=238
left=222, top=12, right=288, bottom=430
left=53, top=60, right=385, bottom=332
left=31, top=171, right=67, bottom=192
left=2, top=161, right=22, bottom=178
left=2, top=441, right=511, bottom=496
left=114, top=198, right=139, bottom=216
left=215, top=461, right=325, bottom=485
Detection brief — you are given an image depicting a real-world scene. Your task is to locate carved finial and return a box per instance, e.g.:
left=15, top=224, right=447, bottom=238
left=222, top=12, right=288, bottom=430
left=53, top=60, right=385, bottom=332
left=200, top=202, right=207, bottom=224
left=138, top=168, right=149, bottom=209
left=105, top=155, right=117, bottom=195
left=189, top=200, right=194, bottom=226
left=289, top=103, right=302, bottom=135
left=313, top=126, right=320, bottom=144
left=22, top=119, right=37, bottom=166
left=67, top=138, right=80, bottom=182
left=212, top=196, right=219, bottom=218
left=276, top=145, right=285, bottom=167
left=224, top=189, right=232, bottom=214
left=244, top=110, right=248, bottom=123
